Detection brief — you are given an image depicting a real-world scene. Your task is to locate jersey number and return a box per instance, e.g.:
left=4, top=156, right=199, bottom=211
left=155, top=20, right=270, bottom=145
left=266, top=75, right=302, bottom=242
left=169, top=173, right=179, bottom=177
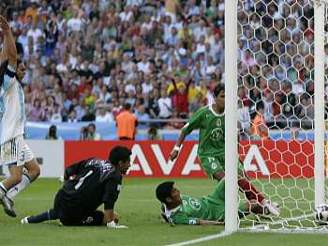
left=74, top=170, right=93, bottom=190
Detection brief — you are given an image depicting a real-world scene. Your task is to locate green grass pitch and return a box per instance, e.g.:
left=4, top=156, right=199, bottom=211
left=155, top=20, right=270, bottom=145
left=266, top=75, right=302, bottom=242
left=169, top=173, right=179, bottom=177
left=0, top=178, right=327, bottom=246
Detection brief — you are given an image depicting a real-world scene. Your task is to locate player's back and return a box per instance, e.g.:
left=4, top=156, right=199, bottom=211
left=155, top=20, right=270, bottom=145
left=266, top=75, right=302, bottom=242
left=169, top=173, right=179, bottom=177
left=0, top=77, right=25, bottom=144
left=57, top=158, right=122, bottom=214
left=179, top=195, right=207, bottom=218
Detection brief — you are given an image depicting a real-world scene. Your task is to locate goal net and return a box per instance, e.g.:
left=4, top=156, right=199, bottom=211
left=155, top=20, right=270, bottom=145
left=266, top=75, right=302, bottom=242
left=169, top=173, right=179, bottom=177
left=225, top=0, right=328, bottom=233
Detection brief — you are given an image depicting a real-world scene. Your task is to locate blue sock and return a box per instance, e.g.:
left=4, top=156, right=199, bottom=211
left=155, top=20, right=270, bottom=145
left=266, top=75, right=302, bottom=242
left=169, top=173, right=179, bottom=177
left=27, top=209, right=58, bottom=223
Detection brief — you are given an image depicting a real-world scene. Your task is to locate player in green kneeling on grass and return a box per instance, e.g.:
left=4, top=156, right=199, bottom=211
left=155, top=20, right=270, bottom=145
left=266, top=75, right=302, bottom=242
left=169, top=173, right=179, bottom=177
left=169, top=83, right=280, bottom=216
left=155, top=181, right=265, bottom=225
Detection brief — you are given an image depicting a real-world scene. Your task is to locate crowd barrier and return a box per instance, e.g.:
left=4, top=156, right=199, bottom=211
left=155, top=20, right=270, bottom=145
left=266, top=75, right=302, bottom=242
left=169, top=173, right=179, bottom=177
left=1, top=140, right=324, bottom=178
left=25, top=122, right=199, bottom=141
left=26, top=122, right=323, bottom=141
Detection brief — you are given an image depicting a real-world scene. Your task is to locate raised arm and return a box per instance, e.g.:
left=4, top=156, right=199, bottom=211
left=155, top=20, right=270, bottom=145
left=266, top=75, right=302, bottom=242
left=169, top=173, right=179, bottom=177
left=0, top=15, right=17, bottom=67
left=186, top=77, right=193, bottom=89
left=164, top=74, right=178, bottom=91
left=169, top=108, right=204, bottom=161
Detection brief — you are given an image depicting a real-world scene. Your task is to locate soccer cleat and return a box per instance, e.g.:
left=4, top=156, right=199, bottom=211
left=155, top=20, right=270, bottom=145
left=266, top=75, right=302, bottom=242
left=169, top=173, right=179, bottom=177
left=2, top=196, right=17, bottom=217
left=21, top=217, right=29, bottom=224
left=0, top=192, right=17, bottom=218
left=263, top=200, right=280, bottom=217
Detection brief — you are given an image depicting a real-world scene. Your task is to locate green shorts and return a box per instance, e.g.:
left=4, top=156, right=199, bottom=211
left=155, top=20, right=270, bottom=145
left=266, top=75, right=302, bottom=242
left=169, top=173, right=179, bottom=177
left=199, top=155, right=244, bottom=178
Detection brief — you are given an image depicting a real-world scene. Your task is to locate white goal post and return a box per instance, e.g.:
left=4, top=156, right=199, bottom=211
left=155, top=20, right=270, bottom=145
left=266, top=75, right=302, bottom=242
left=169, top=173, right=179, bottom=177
left=313, top=0, right=326, bottom=209
left=225, top=0, right=327, bottom=233
left=224, top=0, right=239, bottom=234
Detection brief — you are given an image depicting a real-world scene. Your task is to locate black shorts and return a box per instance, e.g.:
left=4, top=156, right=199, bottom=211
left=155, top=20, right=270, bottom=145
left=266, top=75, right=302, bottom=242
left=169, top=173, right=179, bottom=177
left=54, top=191, right=104, bottom=226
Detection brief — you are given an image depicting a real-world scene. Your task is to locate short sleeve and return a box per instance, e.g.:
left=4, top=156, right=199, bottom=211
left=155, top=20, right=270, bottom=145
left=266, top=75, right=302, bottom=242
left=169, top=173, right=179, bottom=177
left=181, top=107, right=205, bottom=135
left=1, top=65, right=16, bottom=92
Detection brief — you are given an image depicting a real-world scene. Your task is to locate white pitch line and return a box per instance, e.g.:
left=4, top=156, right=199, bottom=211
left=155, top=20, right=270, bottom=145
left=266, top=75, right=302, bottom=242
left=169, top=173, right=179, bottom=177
left=165, top=231, right=232, bottom=246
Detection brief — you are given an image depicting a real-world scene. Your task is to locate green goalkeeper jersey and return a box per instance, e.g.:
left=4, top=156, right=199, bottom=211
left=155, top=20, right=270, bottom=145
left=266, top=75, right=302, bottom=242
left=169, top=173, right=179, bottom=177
left=181, top=104, right=225, bottom=158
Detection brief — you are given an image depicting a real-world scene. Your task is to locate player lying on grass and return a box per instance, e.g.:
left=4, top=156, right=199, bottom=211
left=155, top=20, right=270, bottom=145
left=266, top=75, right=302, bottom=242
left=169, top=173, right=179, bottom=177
left=21, top=146, right=131, bottom=228
left=0, top=15, right=40, bottom=217
left=156, top=181, right=267, bottom=225
left=169, top=83, right=279, bottom=216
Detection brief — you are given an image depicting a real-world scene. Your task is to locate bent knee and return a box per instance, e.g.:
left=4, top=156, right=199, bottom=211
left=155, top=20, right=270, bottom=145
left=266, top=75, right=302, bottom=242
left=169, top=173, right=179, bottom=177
left=30, top=164, right=40, bottom=179
left=25, top=160, right=41, bottom=179
left=10, top=173, right=22, bottom=185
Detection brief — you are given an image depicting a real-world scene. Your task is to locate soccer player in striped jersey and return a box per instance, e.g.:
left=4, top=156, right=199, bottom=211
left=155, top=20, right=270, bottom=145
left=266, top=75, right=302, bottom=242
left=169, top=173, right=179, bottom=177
left=169, top=83, right=279, bottom=216
left=0, top=15, right=40, bottom=217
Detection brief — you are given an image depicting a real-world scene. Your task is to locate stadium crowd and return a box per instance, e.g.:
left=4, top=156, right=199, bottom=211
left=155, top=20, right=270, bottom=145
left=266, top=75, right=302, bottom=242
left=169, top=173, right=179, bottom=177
left=0, top=0, right=324, bottom=139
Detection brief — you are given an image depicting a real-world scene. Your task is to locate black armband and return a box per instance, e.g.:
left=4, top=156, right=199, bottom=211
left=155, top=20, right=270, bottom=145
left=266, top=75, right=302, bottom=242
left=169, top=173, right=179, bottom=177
left=5, top=65, right=16, bottom=78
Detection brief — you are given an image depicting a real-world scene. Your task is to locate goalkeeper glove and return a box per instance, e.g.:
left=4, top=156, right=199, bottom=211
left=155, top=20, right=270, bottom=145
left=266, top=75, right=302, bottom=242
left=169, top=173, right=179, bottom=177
left=106, top=221, right=128, bottom=229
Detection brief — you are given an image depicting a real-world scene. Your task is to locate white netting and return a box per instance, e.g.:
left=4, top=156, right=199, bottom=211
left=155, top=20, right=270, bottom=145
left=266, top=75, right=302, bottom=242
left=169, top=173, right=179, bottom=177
left=236, top=0, right=328, bottom=232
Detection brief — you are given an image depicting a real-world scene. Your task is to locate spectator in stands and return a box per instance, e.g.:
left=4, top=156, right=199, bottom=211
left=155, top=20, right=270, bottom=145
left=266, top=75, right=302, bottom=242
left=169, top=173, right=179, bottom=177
left=251, top=102, right=269, bottom=140
left=67, top=109, right=78, bottom=123
left=81, top=106, right=96, bottom=122
left=27, top=98, right=45, bottom=122
left=45, top=125, right=60, bottom=140
left=147, top=88, right=160, bottom=118
left=95, top=106, right=114, bottom=123
left=238, top=100, right=251, bottom=140
left=0, top=0, right=315, bottom=141
left=167, top=75, right=192, bottom=118
left=148, top=126, right=161, bottom=140
left=80, top=126, right=89, bottom=140
left=50, top=104, right=63, bottom=123
left=135, top=105, right=150, bottom=129
left=296, top=94, right=314, bottom=130
left=158, top=88, right=172, bottom=121
left=116, top=103, right=138, bottom=140
left=86, top=123, right=102, bottom=140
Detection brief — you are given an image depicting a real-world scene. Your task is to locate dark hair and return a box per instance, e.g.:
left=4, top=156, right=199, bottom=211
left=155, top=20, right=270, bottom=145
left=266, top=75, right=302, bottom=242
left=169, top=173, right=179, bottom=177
left=48, top=125, right=57, bottom=139
left=148, top=126, right=157, bottom=135
left=155, top=181, right=174, bottom=204
left=124, top=103, right=131, bottom=110
left=213, top=83, right=225, bottom=97
left=0, top=59, right=23, bottom=84
left=88, top=123, right=96, bottom=129
left=108, top=146, right=132, bottom=165
left=256, top=101, right=264, bottom=111
left=0, top=60, right=9, bottom=85
left=49, top=125, right=57, bottom=132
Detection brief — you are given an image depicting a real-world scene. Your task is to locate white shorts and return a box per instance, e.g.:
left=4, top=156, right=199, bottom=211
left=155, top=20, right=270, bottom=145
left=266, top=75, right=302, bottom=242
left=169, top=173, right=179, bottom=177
left=0, top=136, right=34, bottom=166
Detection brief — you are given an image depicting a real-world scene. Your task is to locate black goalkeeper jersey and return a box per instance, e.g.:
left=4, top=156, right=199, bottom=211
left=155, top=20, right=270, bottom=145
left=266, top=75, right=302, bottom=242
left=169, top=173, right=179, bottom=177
left=55, top=158, right=122, bottom=215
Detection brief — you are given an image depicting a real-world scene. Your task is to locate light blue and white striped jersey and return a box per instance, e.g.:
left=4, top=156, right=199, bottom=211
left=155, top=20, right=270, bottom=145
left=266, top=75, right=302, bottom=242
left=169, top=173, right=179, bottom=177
left=0, top=65, right=25, bottom=144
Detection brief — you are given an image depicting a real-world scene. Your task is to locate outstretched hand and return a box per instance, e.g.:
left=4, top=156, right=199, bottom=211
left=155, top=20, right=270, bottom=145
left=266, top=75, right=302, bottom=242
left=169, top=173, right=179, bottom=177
left=0, top=15, right=10, bottom=34
left=107, top=221, right=128, bottom=229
